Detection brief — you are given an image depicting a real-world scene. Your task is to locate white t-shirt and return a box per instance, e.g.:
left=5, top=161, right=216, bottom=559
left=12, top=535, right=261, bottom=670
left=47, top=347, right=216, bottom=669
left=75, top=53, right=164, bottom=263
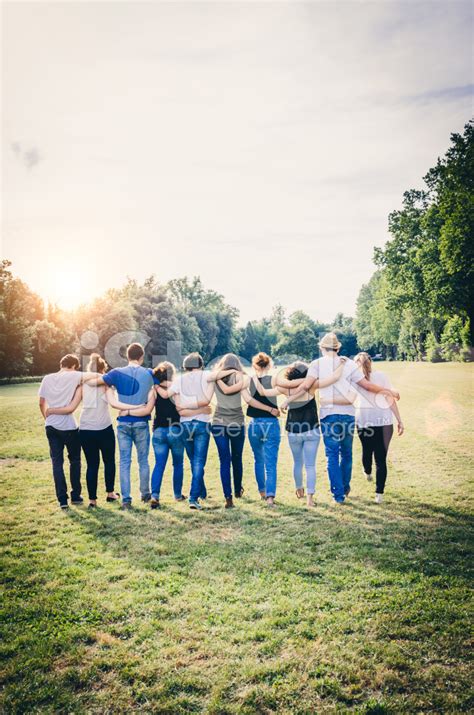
left=39, top=370, right=83, bottom=430
left=169, top=370, right=214, bottom=423
left=307, top=355, right=364, bottom=420
left=355, top=371, right=394, bottom=428
left=80, top=383, right=113, bottom=431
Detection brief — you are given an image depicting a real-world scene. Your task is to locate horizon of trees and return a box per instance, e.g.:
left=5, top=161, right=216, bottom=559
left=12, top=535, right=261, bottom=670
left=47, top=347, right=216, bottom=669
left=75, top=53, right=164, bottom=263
left=1, top=121, right=472, bottom=378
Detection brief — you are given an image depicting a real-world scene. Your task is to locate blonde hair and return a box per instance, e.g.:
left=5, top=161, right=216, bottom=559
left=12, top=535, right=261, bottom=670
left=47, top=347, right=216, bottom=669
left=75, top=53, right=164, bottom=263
left=355, top=352, right=372, bottom=381
left=87, top=352, right=107, bottom=374
left=252, top=352, right=272, bottom=369
left=217, top=353, right=244, bottom=372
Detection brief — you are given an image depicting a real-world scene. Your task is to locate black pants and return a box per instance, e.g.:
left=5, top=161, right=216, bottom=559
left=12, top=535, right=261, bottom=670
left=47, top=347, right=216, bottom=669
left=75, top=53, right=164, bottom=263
left=79, top=426, right=116, bottom=500
left=46, top=426, right=82, bottom=505
left=357, top=425, right=393, bottom=494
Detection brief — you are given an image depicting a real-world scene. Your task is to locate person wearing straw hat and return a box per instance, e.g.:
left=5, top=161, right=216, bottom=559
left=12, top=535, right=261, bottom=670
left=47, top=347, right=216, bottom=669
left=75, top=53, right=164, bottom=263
left=281, top=332, right=400, bottom=504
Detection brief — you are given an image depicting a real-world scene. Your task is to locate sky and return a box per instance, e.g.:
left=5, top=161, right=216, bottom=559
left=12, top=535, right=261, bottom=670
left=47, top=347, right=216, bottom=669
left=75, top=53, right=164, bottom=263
left=2, top=0, right=473, bottom=324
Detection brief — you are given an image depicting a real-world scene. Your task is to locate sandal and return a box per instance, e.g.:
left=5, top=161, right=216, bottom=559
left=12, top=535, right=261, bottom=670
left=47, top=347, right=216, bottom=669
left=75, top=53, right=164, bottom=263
left=295, top=488, right=305, bottom=499
left=106, top=493, right=120, bottom=502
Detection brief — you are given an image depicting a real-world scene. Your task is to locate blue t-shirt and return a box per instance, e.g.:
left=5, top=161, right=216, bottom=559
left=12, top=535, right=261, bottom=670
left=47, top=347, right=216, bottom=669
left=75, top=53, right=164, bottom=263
left=103, top=365, right=154, bottom=422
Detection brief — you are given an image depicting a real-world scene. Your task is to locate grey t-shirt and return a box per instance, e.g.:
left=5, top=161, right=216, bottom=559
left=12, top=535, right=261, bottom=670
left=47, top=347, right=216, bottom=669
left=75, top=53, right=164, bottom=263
left=39, top=370, right=83, bottom=430
left=213, top=375, right=245, bottom=426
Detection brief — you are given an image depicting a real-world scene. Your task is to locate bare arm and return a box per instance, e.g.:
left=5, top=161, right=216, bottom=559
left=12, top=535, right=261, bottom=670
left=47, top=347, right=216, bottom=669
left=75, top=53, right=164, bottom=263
left=217, top=374, right=246, bottom=395
left=206, top=368, right=239, bottom=382
left=45, top=386, right=83, bottom=416
left=39, top=397, right=47, bottom=420
left=390, top=401, right=404, bottom=435
left=241, top=388, right=280, bottom=417
left=118, top=388, right=156, bottom=417
left=357, top=377, right=400, bottom=401
left=178, top=405, right=213, bottom=417
left=252, top=377, right=282, bottom=398
left=82, top=375, right=106, bottom=387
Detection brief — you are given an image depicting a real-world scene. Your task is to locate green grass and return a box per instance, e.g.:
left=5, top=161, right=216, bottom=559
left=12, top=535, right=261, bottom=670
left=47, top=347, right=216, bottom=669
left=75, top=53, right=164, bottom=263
left=0, top=363, right=473, bottom=713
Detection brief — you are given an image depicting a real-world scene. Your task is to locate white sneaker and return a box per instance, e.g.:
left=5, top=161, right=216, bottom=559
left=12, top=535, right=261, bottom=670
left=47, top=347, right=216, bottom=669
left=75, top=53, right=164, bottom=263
left=364, top=472, right=373, bottom=481
left=374, top=493, right=383, bottom=504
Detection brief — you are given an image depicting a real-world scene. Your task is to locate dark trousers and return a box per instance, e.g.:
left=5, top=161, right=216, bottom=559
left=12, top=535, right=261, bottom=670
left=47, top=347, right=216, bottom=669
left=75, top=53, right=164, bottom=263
left=79, top=426, right=116, bottom=500
left=46, top=426, right=82, bottom=505
left=357, top=424, right=393, bottom=494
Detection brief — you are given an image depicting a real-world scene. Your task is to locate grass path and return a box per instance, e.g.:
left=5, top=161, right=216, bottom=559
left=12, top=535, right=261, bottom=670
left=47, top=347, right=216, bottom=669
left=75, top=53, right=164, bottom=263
left=0, top=363, right=473, bottom=713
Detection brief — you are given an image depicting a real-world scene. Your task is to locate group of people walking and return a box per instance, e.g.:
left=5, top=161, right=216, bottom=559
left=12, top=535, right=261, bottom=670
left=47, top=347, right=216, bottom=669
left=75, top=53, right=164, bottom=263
left=38, top=332, right=403, bottom=511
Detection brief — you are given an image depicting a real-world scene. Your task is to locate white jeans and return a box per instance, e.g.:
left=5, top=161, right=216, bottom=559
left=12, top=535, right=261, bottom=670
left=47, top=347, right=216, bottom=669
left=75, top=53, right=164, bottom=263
left=287, top=427, right=321, bottom=494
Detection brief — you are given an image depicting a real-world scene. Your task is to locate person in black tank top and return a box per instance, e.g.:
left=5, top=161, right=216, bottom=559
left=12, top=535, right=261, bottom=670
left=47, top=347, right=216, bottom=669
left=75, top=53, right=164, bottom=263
left=284, top=362, right=321, bottom=507
left=247, top=353, right=281, bottom=507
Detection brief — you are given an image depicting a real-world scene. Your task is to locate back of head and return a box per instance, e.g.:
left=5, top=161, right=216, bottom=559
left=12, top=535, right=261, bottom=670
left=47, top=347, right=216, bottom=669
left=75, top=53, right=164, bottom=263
left=87, top=352, right=107, bottom=374
left=183, top=352, right=204, bottom=371
left=153, top=361, right=175, bottom=383
left=286, top=361, right=308, bottom=381
left=218, top=353, right=243, bottom=372
left=355, top=352, right=372, bottom=380
left=127, top=342, right=144, bottom=362
left=252, top=352, right=271, bottom=370
left=319, top=332, right=341, bottom=353
left=60, top=354, right=80, bottom=370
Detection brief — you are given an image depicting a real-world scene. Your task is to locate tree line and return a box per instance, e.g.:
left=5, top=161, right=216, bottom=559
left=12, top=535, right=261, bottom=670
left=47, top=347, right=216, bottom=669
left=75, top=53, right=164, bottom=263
left=355, top=120, right=473, bottom=362
left=1, top=121, right=471, bottom=378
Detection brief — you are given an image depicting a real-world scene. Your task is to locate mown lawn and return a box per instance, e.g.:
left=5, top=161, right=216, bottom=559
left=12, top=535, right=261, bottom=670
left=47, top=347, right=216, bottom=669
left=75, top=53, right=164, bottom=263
left=0, top=363, right=473, bottom=713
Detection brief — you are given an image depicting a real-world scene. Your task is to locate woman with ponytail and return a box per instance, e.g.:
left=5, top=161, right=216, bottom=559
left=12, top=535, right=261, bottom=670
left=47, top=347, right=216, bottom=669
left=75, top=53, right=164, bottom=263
left=354, top=353, right=404, bottom=503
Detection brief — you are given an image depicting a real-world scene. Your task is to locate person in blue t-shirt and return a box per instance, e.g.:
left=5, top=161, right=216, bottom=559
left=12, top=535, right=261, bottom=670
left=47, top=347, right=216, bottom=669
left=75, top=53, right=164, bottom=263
left=85, top=342, right=155, bottom=509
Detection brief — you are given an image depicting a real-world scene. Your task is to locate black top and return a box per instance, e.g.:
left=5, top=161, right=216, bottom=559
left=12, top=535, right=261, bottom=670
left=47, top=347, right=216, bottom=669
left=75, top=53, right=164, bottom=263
left=246, top=376, right=278, bottom=419
left=285, top=395, right=319, bottom=433
left=153, top=392, right=180, bottom=429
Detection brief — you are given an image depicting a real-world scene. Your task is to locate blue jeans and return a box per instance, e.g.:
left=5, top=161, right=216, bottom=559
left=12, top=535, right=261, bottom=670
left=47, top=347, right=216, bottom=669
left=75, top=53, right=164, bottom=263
left=287, top=427, right=321, bottom=494
left=211, top=423, right=246, bottom=498
left=321, top=415, right=355, bottom=502
left=151, top=425, right=185, bottom=499
left=248, top=418, right=281, bottom=497
left=182, top=420, right=210, bottom=502
left=116, top=421, right=151, bottom=503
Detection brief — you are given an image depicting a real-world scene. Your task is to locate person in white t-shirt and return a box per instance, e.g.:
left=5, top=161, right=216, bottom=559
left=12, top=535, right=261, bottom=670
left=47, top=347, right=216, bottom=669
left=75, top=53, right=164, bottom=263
left=39, top=354, right=84, bottom=509
left=354, top=352, right=404, bottom=504
left=281, top=333, right=400, bottom=504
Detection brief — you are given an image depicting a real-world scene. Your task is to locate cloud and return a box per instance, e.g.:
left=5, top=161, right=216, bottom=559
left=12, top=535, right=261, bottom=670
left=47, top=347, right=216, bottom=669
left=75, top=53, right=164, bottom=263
left=10, top=142, right=42, bottom=169
left=407, top=84, right=474, bottom=105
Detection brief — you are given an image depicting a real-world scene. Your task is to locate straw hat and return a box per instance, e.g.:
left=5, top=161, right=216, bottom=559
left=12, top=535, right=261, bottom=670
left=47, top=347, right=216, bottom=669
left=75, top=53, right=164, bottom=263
left=319, top=332, right=342, bottom=351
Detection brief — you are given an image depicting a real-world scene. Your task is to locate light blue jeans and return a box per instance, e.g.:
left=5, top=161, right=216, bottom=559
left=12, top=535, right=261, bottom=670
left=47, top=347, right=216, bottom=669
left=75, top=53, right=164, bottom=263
left=321, top=415, right=355, bottom=502
left=116, top=421, right=151, bottom=503
left=248, top=418, right=281, bottom=497
left=181, top=420, right=210, bottom=503
left=287, top=427, right=321, bottom=494
left=151, top=426, right=185, bottom=499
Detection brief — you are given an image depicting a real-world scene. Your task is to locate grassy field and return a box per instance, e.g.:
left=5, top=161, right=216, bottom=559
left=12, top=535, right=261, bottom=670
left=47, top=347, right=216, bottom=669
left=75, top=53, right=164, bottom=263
left=0, top=363, right=473, bottom=713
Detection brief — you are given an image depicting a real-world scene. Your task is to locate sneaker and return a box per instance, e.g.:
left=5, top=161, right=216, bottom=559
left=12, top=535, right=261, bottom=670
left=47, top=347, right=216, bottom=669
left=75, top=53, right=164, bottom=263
left=235, top=488, right=244, bottom=498
left=141, top=494, right=151, bottom=503
left=106, top=493, right=120, bottom=502
left=225, top=497, right=234, bottom=509
left=59, top=503, right=69, bottom=510
left=189, top=500, right=202, bottom=510
left=375, top=493, right=384, bottom=504
left=333, top=499, right=345, bottom=506
left=150, top=497, right=160, bottom=510
left=364, top=472, right=373, bottom=481
left=71, top=496, right=84, bottom=505
left=120, top=502, right=132, bottom=510
left=174, top=495, right=187, bottom=502
left=344, top=487, right=351, bottom=497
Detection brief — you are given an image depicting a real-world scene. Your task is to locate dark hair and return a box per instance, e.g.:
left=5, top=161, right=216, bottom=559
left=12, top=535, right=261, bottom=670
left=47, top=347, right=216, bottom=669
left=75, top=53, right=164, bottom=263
left=183, top=352, right=204, bottom=371
left=153, top=361, right=175, bottom=383
left=127, top=342, right=144, bottom=361
left=252, top=352, right=271, bottom=369
left=285, top=361, right=308, bottom=381
left=60, top=354, right=80, bottom=370
left=87, top=352, right=107, bottom=374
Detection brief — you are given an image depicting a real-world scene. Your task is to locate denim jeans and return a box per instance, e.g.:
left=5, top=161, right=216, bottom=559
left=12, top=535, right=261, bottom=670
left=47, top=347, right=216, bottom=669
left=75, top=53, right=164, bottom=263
left=321, top=415, right=355, bottom=502
left=211, top=423, right=246, bottom=498
left=45, top=426, right=82, bottom=505
left=182, top=420, right=210, bottom=502
left=248, top=418, right=281, bottom=497
left=287, top=427, right=321, bottom=494
left=116, top=421, right=151, bottom=503
left=151, top=425, right=185, bottom=499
